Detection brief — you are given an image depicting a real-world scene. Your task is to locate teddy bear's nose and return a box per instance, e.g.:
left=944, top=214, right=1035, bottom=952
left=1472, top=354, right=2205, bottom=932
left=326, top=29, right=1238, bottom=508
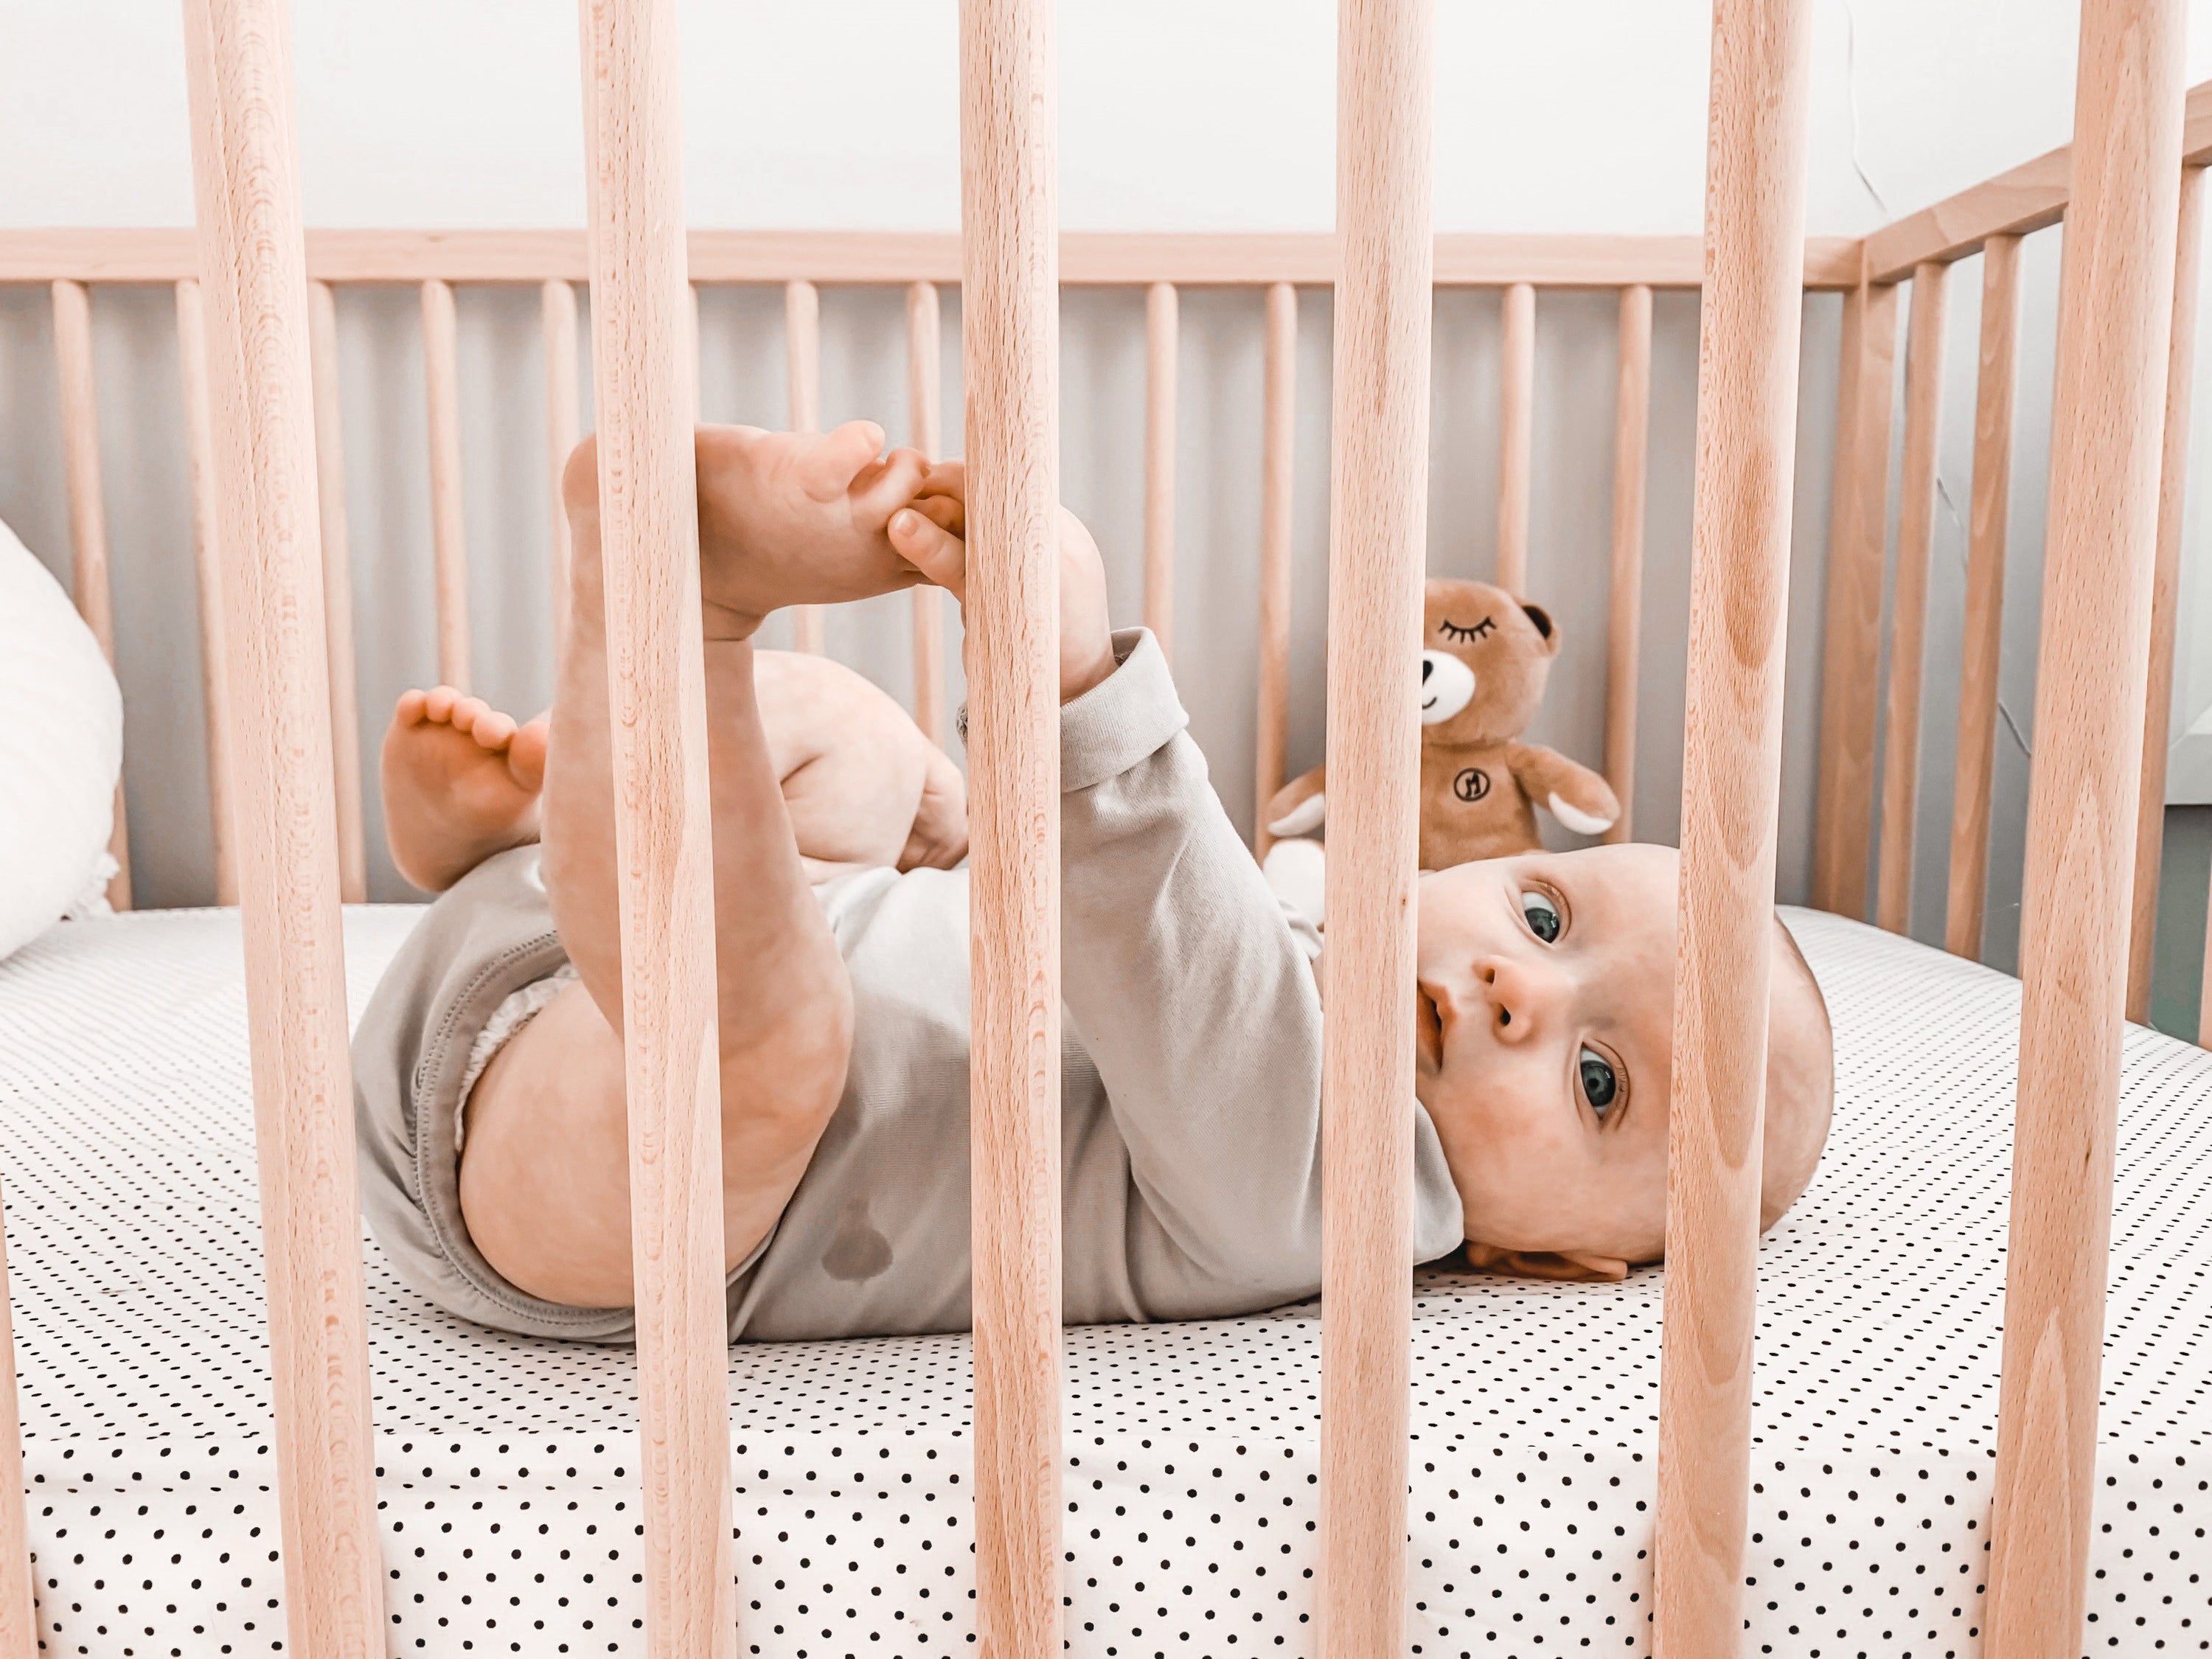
left=1421, top=658, right=1433, bottom=683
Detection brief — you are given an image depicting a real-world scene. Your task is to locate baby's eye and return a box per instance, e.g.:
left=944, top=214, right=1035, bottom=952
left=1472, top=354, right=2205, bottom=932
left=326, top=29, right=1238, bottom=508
left=1520, top=889, right=1562, bottom=943
left=1579, top=1047, right=1619, bottom=1116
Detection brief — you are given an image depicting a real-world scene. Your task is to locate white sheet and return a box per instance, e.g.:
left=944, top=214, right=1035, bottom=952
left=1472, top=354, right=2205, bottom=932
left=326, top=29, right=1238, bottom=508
left=0, top=904, right=2205, bottom=1658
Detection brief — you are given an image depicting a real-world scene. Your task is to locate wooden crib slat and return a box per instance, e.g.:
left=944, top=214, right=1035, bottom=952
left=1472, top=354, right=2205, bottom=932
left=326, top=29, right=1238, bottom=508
left=177, top=278, right=240, bottom=905
left=1144, top=280, right=1178, bottom=658
left=786, top=278, right=827, bottom=655
left=1319, top=5, right=1431, bottom=1659
left=543, top=279, right=582, bottom=664
left=906, top=280, right=946, bottom=743
left=52, top=277, right=133, bottom=912
left=960, top=0, right=1065, bottom=1652
left=577, top=0, right=739, bottom=1653
left=1944, top=234, right=2023, bottom=962
left=1253, top=281, right=1298, bottom=858
left=0, top=1186, right=35, bottom=1659
left=179, top=1, right=387, bottom=1651
left=421, top=277, right=472, bottom=690
left=1985, top=0, right=2189, bottom=1649
left=1649, top=0, right=1813, bottom=1646
left=1603, top=283, right=1652, bottom=844
left=1874, top=260, right=1951, bottom=936
left=307, top=280, right=368, bottom=905
left=1810, top=276, right=1900, bottom=919
left=1497, top=279, right=1534, bottom=594
left=2127, top=164, right=2206, bottom=1022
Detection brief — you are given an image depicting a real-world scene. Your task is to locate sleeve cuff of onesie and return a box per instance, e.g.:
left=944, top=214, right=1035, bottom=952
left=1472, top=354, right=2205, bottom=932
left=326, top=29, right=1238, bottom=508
left=1060, top=627, right=1189, bottom=793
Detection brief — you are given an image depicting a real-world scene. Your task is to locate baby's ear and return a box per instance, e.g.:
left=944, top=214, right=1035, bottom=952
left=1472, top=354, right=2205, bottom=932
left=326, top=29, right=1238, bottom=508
left=1465, top=1242, right=1628, bottom=1283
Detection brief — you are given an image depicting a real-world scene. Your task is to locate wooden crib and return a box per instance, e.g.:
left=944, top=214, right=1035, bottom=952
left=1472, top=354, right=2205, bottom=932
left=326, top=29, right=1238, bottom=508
left=0, top=0, right=2202, bottom=1655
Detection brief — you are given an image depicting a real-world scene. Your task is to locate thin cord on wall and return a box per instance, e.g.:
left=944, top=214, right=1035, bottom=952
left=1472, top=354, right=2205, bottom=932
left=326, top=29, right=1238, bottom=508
left=1848, top=0, right=2037, bottom=767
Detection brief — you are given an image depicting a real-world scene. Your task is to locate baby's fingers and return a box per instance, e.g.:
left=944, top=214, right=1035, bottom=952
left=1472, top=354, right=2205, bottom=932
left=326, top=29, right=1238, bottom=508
left=889, top=506, right=967, bottom=603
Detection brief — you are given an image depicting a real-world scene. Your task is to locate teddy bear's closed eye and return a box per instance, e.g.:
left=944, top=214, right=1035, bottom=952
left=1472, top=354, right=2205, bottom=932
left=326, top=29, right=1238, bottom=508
left=1439, top=616, right=1495, bottom=642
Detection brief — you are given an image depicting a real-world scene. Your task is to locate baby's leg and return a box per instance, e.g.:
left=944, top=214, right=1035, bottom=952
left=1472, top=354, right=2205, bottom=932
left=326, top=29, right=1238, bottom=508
left=456, top=425, right=926, bottom=1309
left=754, top=649, right=967, bottom=880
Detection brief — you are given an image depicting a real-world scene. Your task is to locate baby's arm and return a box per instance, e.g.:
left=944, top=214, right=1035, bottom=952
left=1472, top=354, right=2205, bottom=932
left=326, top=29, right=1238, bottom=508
left=890, top=490, right=1332, bottom=1313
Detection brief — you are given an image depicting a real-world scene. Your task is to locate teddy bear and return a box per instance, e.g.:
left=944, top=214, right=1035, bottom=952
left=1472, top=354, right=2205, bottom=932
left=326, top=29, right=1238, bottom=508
left=1261, top=578, right=1618, bottom=915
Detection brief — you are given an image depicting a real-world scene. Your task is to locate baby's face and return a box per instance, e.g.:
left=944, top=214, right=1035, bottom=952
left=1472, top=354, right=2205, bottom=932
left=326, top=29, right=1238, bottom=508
left=1414, top=843, right=1681, bottom=1268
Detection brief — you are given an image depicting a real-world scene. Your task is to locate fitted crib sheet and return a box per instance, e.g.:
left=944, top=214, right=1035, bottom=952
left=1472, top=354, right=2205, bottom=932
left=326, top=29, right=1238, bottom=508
left=0, top=904, right=2204, bottom=1659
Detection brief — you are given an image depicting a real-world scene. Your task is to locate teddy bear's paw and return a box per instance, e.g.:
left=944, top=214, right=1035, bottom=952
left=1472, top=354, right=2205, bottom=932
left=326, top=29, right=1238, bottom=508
left=1546, top=792, right=1616, bottom=836
left=1267, top=791, right=1327, bottom=838
left=1262, top=836, right=1327, bottom=928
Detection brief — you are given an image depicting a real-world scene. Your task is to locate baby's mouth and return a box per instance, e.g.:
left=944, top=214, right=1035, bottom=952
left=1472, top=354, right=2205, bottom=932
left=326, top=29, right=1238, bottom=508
left=1415, top=984, right=1444, bottom=1074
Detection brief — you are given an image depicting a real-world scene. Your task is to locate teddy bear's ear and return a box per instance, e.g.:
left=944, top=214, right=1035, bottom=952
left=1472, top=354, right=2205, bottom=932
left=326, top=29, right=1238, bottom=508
left=1519, top=601, right=1560, bottom=655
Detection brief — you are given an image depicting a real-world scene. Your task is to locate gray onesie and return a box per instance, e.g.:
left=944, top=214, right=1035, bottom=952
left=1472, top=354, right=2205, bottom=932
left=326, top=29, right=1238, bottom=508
left=352, top=629, right=1466, bottom=1343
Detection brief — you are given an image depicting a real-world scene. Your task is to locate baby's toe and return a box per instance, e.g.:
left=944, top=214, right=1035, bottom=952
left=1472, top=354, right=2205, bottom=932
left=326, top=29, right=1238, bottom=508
left=797, top=420, right=887, bottom=502
left=422, top=686, right=462, bottom=723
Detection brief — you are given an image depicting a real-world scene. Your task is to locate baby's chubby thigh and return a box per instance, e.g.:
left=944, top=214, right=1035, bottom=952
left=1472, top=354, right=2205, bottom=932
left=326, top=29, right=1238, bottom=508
left=753, top=649, right=941, bottom=873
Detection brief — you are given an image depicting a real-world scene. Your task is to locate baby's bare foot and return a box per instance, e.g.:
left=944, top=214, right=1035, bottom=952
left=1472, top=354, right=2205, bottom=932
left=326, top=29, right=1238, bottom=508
left=694, top=422, right=931, bottom=635
left=381, top=687, right=549, bottom=893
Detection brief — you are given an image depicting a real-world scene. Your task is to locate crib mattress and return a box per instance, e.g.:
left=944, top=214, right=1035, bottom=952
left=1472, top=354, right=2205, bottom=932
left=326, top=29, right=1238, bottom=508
left=0, top=905, right=2205, bottom=1658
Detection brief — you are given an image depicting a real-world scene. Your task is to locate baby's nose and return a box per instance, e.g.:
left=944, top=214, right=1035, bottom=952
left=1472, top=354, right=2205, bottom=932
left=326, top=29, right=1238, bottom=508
left=1480, top=956, right=1566, bottom=1043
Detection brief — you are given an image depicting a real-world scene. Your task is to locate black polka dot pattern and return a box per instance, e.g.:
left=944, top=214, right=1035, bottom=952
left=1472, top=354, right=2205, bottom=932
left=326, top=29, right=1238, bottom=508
left=0, top=905, right=2203, bottom=1656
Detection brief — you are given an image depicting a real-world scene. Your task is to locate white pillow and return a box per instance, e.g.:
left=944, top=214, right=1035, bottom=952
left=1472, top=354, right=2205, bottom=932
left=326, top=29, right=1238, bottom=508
left=0, top=519, right=122, bottom=961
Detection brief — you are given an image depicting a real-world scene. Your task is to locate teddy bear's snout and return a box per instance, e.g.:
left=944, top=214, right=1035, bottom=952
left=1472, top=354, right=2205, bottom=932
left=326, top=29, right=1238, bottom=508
left=1419, top=650, right=1478, bottom=726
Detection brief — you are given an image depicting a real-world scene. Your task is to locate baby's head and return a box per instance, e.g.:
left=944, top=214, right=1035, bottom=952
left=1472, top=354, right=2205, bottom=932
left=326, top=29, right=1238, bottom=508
left=1414, top=843, right=1832, bottom=1281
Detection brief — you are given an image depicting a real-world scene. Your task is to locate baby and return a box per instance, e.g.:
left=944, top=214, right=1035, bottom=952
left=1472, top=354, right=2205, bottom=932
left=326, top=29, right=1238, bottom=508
left=352, top=422, right=1834, bottom=1342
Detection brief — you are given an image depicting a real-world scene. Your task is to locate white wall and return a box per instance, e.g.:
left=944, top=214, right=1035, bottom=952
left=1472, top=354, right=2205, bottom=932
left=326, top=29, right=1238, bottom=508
left=4, top=1, right=2211, bottom=932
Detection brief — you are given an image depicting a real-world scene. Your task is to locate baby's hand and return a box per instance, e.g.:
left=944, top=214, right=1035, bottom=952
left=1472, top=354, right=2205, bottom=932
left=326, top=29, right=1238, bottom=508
left=888, top=461, right=1117, bottom=705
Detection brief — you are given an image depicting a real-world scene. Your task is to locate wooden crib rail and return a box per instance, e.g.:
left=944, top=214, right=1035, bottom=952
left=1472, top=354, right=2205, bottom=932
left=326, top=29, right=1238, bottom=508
left=577, top=0, right=740, bottom=1653
left=1648, top=0, right=1814, bottom=1646
left=959, top=1, right=1065, bottom=1653
left=1986, top=4, right=2189, bottom=1651
left=1318, top=7, right=1431, bottom=1659
left=179, top=1, right=386, bottom=1655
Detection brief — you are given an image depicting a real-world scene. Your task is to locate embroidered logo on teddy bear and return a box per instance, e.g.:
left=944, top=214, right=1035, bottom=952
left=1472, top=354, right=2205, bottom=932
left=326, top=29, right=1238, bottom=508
left=1453, top=767, right=1490, bottom=803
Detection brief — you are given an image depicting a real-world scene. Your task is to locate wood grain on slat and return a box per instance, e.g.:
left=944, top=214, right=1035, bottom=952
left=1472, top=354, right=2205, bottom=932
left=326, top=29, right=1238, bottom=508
left=1875, top=261, right=1951, bottom=936
left=1497, top=280, right=1534, bottom=594
left=906, top=280, right=946, bottom=744
left=1810, top=278, right=1900, bottom=919
left=306, top=281, right=367, bottom=904
left=0, top=223, right=1876, bottom=289
left=177, top=278, right=240, bottom=905
left=0, top=1186, right=35, bottom=1659
left=1603, top=284, right=1652, bottom=844
left=1320, top=6, right=1431, bottom=1659
left=52, top=277, right=132, bottom=911
left=421, top=277, right=472, bottom=689
left=1944, top=234, right=2024, bottom=961
left=2127, top=164, right=2206, bottom=1021
left=1984, top=2, right=2189, bottom=1652
left=960, top=3, right=1065, bottom=1658
left=180, top=1, right=386, bottom=1651
left=1144, top=281, right=1178, bottom=659
left=786, top=278, right=826, bottom=655
left=1649, top=0, right=1814, bottom=1648
left=1253, top=281, right=1298, bottom=858
left=543, top=279, right=582, bottom=664
left=578, top=0, right=740, bottom=1654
